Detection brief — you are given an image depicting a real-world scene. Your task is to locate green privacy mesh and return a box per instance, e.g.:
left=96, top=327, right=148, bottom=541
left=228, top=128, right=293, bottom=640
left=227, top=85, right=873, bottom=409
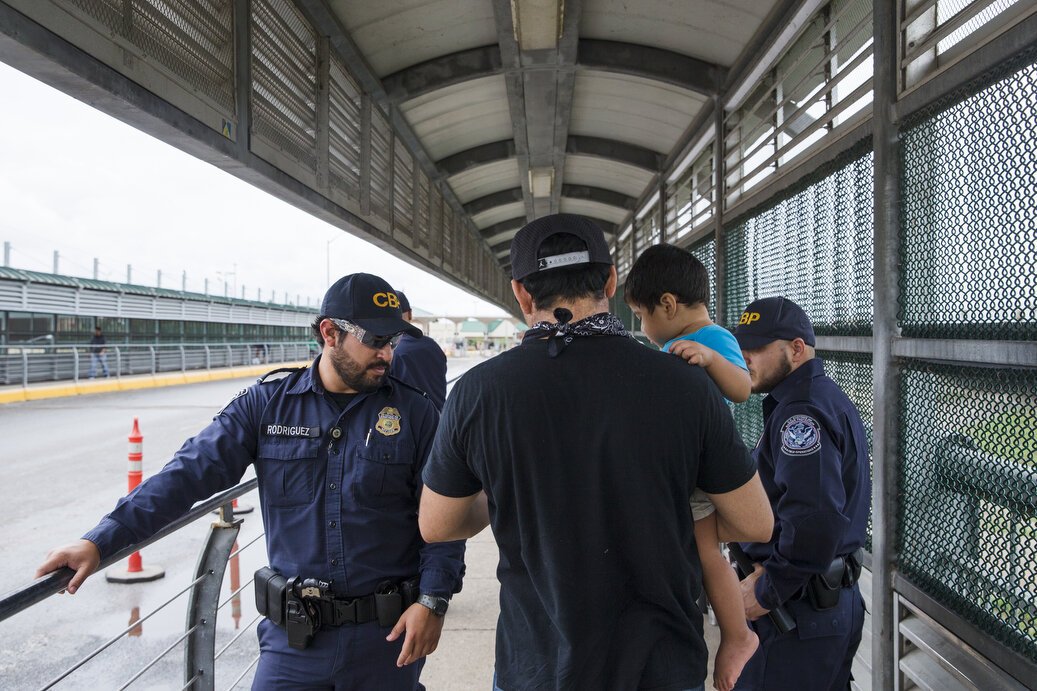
left=688, top=236, right=716, bottom=320
left=723, top=144, right=874, bottom=334
left=899, top=52, right=1037, bottom=341
left=898, top=361, right=1037, bottom=664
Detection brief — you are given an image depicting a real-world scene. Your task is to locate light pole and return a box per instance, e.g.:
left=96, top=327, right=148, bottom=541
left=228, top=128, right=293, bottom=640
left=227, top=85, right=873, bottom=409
left=326, top=234, right=346, bottom=289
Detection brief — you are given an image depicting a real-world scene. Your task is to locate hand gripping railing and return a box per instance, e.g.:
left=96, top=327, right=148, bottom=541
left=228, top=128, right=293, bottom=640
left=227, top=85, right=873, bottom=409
left=0, top=479, right=263, bottom=690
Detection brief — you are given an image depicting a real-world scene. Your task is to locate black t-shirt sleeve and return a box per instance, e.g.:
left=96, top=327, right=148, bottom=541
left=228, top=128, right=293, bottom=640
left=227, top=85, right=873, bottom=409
left=696, top=382, right=756, bottom=494
left=422, top=379, right=483, bottom=497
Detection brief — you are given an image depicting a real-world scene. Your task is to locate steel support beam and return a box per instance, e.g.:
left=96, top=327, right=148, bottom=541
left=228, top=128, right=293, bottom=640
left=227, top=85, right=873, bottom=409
left=560, top=184, right=637, bottom=211
left=491, top=0, right=534, bottom=221
left=379, top=39, right=727, bottom=104
left=871, top=1, right=900, bottom=688
left=576, top=39, right=725, bottom=96
left=441, top=136, right=664, bottom=177
left=566, top=135, right=664, bottom=172
left=382, top=45, right=503, bottom=103
left=464, top=188, right=525, bottom=217
left=438, top=140, right=516, bottom=176
left=479, top=218, right=526, bottom=241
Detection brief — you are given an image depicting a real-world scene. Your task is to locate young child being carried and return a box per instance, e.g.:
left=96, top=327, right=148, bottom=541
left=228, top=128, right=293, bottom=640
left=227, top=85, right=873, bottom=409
left=624, top=243, right=758, bottom=691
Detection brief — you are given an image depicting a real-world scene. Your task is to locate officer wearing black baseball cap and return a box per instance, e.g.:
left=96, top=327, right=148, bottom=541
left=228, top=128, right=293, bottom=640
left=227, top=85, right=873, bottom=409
left=728, top=295, right=870, bottom=691
left=39, top=271, right=465, bottom=690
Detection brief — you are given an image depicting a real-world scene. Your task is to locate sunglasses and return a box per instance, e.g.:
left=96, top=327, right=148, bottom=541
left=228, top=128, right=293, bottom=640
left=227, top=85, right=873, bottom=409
left=329, top=318, right=403, bottom=349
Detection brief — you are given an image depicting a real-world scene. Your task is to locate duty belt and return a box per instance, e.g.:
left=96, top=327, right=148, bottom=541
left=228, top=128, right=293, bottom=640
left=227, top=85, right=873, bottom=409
left=321, top=593, right=378, bottom=625
left=254, top=567, right=420, bottom=649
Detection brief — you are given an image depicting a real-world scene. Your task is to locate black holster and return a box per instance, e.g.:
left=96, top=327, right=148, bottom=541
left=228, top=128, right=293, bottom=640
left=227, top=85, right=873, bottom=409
left=805, top=548, right=863, bottom=611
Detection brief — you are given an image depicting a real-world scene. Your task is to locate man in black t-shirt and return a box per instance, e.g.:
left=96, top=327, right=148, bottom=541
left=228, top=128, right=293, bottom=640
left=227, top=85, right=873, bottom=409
left=419, top=214, right=773, bottom=691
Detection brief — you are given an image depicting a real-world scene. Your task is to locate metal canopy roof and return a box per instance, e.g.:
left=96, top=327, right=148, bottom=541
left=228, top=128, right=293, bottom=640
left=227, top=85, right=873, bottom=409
left=320, top=0, right=782, bottom=271
left=0, top=0, right=798, bottom=307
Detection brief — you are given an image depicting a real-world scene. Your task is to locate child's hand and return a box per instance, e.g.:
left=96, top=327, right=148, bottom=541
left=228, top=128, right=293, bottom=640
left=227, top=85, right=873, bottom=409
left=668, top=340, right=714, bottom=368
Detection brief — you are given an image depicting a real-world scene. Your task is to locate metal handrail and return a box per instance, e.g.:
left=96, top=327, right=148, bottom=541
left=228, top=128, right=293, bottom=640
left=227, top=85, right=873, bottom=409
left=0, top=341, right=316, bottom=387
left=0, top=479, right=261, bottom=690
left=0, top=479, right=258, bottom=622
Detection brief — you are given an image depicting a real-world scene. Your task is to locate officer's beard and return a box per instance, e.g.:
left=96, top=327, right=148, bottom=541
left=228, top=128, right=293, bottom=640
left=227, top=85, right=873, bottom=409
left=327, top=340, right=389, bottom=393
left=750, top=353, right=793, bottom=395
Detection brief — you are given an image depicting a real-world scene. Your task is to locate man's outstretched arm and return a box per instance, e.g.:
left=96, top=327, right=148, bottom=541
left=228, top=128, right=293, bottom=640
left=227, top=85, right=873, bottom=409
left=419, top=487, right=489, bottom=542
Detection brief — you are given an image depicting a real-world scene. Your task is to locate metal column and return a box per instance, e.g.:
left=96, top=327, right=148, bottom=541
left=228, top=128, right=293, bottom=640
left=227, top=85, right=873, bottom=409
left=871, top=0, right=902, bottom=688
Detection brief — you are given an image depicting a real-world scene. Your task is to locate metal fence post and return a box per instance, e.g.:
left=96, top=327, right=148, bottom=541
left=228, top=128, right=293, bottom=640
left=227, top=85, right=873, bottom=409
left=205, top=345, right=211, bottom=370
left=115, top=346, right=121, bottom=378
left=21, top=349, right=28, bottom=387
left=73, top=347, right=79, bottom=383
left=180, top=345, right=186, bottom=373
left=872, top=0, right=902, bottom=687
left=183, top=506, right=242, bottom=690
left=149, top=345, right=156, bottom=375
left=226, top=344, right=233, bottom=367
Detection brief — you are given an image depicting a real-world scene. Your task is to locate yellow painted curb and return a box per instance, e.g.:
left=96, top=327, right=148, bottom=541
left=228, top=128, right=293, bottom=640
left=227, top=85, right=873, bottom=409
left=0, top=389, right=27, bottom=403
left=0, top=361, right=311, bottom=404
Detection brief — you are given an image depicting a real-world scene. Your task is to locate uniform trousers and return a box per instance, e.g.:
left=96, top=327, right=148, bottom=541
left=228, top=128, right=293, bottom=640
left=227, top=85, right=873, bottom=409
left=733, top=585, right=864, bottom=691
left=253, top=618, right=425, bottom=690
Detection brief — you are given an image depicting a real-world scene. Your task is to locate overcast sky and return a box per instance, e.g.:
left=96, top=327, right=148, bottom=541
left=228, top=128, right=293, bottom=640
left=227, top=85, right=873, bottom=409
left=0, top=62, right=508, bottom=317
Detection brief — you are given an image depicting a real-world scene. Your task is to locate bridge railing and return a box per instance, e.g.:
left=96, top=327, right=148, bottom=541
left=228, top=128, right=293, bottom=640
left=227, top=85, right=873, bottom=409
left=0, top=341, right=317, bottom=386
left=0, top=480, right=264, bottom=690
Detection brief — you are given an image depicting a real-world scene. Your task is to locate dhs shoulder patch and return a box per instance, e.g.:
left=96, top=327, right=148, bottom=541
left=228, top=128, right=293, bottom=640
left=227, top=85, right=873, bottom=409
left=780, top=414, right=822, bottom=456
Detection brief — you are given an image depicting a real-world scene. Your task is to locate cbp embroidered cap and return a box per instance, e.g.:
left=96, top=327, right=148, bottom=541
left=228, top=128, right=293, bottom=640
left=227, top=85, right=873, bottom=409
left=321, top=273, right=421, bottom=338
left=510, top=213, right=613, bottom=281
left=733, top=296, right=816, bottom=350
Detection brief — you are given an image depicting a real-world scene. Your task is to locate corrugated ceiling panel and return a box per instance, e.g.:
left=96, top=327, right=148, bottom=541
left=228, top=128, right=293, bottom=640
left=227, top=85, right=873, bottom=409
left=400, top=76, right=512, bottom=160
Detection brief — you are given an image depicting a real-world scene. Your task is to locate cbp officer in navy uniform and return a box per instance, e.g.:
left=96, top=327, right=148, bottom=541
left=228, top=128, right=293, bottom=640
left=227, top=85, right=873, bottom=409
left=390, top=291, right=448, bottom=411
left=36, top=273, right=466, bottom=691
left=730, top=297, right=870, bottom=691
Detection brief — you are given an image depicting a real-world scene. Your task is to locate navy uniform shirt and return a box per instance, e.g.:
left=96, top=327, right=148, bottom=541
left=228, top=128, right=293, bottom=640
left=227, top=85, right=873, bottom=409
left=83, top=357, right=465, bottom=598
left=741, top=358, right=870, bottom=611
left=390, top=334, right=447, bottom=411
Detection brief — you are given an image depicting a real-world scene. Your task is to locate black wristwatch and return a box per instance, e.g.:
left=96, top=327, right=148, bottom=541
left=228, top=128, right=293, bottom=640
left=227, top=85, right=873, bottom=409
left=417, top=593, right=449, bottom=616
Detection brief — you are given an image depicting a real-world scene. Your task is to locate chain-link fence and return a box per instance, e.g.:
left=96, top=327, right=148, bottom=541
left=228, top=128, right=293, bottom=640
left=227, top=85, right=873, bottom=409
left=895, top=47, right=1037, bottom=666
left=720, top=41, right=1037, bottom=680
left=724, top=144, right=875, bottom=336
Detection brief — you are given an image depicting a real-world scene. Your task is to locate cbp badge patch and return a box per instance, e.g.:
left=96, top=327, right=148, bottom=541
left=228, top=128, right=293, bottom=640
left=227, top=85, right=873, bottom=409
left=375, top=407, right=402, bottom=436
left=780, top=414, right=821, bottom=456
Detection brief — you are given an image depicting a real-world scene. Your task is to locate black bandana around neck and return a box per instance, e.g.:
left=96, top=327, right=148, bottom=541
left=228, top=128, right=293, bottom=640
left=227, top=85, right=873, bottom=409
left=521, top=308, right=631, bottom=357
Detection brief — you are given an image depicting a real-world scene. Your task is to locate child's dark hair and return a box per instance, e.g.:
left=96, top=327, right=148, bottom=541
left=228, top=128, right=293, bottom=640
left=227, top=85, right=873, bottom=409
left=519, top=233, right=612, bottom=310
left=624, top=243, right=709, bottom=313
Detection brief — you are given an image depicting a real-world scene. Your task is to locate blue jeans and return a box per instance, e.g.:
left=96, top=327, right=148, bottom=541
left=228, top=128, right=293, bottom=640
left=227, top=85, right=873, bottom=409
left=89, top=352, right=108, bottom=377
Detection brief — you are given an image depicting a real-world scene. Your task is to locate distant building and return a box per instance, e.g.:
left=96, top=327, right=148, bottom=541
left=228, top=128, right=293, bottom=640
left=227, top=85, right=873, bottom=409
left=486, top=319, right=524, bottom=350
left=459, top=319, right=487, bottom=350
left=428, top=318, right=457, bottom=348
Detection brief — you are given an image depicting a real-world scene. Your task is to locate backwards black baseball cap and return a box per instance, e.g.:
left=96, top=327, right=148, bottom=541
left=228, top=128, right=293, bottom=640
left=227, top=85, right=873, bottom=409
left=510, top=213, right=613, bottom=281
left=733, top=296, right=816, bottom=350
left=321, top=273, right=421, bottom=338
